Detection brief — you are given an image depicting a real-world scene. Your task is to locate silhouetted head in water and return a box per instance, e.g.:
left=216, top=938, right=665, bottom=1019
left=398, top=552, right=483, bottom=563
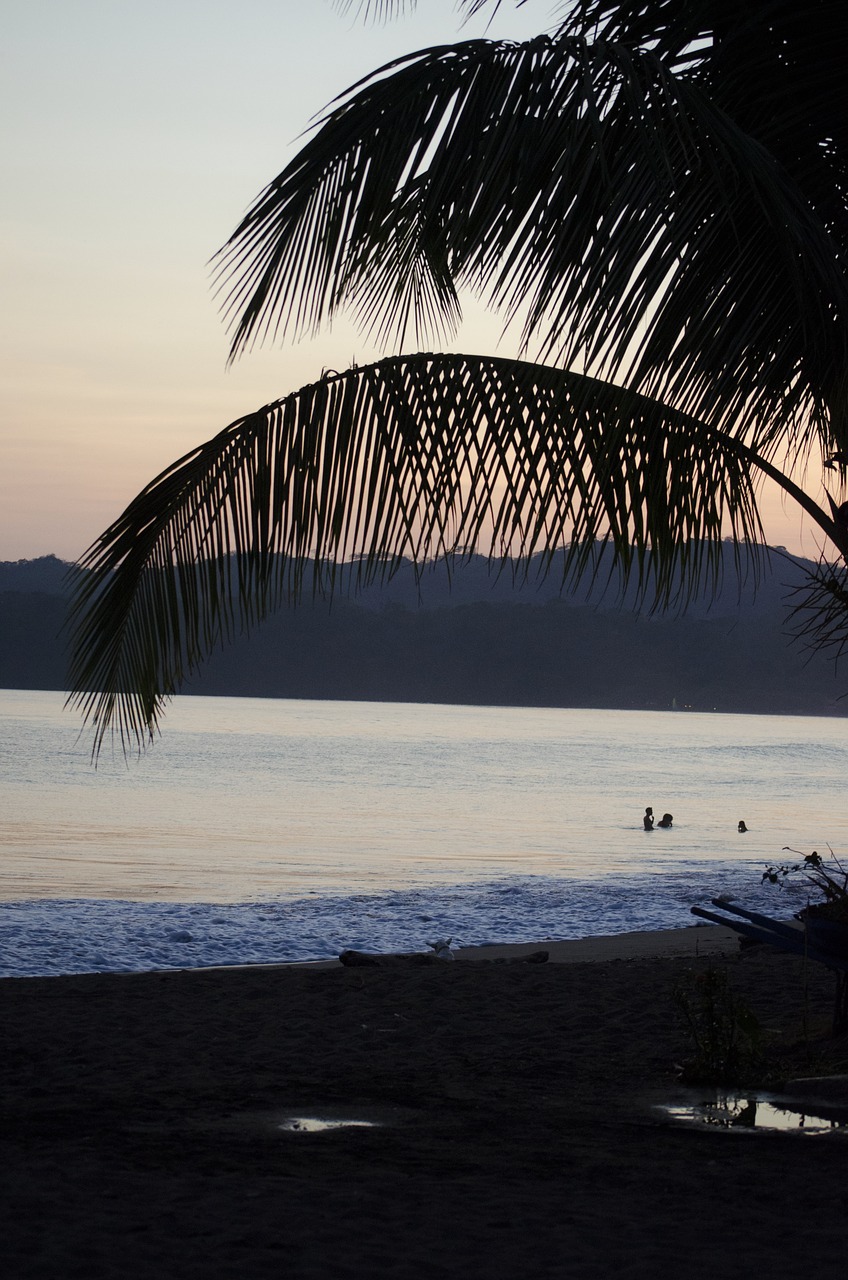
left=738, top=820, right=748, bottom=833
left=657, top=813, right=673, bottom=828
left=643, top=807, right=654, bottom=830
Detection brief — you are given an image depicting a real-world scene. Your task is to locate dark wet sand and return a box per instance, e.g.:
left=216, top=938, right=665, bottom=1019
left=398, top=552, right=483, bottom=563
left=1, top=928, right=846, bottom=1279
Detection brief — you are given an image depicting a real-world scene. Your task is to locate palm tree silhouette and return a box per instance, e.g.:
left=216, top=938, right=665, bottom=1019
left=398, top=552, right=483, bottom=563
left=67, top=0, right=848, bottom=752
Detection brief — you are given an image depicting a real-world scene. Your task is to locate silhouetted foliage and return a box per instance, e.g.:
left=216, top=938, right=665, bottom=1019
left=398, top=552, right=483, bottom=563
left=66, top=2, right=848, bottom=751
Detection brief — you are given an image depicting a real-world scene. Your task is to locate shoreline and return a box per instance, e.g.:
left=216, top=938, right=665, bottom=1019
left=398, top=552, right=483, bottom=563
left=0, top=923, right=742, bottom=982
left=281, top=922, right=742, bottom=971
left=455, top=921, right=739, bottom=963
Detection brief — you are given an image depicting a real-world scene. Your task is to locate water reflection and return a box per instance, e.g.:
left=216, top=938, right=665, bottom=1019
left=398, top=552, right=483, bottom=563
left=662, top=1093, right=846, bottom=1133
left=279, top=1116, right=379, bottom=1133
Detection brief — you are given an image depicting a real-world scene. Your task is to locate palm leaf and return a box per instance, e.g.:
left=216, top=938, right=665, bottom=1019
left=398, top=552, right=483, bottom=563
left=214, top=32, right=848, bottom=450
left=562, top=2, right=848, bottom=248
left=332, top=1, right=519, bottom=21
left=67, top=351, right=830, bottom=755
left=786, top=557, right=848, bottom=669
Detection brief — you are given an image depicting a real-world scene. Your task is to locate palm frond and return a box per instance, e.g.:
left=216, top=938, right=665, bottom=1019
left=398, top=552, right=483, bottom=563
left=332, top=0, right=416, bottom=21
left=785, top=556, right=848, bottom=671
left=561, top=1, right=848, bottom=238
left=213, top=32, right=848, bottom=452
left=332, top=0, right=519, bottom=20
left=67, top=352, right=782, bottom=755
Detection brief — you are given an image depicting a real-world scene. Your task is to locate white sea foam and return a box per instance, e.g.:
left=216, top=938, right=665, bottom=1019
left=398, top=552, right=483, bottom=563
left=0, top=871, right=807, bottom=978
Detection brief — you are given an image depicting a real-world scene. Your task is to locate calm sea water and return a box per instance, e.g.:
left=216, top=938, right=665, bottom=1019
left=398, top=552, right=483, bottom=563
left=1, top=689, right=846, bottom=975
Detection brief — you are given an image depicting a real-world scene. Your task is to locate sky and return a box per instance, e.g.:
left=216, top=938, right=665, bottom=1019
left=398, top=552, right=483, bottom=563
left=0, top=0, right=836, bottom=564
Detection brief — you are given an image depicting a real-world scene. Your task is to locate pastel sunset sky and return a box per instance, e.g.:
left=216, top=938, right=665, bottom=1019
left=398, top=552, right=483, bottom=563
left=1, top=0, right=834, bottom=563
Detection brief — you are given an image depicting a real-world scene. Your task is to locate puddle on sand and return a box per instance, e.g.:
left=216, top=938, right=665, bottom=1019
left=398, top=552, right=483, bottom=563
left=661, top=1093, right=846, bottom=1134
left=279, top=1116, right=380, bottom=1133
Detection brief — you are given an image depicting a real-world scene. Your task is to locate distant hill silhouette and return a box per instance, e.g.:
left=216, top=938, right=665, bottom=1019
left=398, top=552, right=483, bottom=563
left=1, top=549, right=845, bottom=715
left=0, top=555, right=71, bottom=595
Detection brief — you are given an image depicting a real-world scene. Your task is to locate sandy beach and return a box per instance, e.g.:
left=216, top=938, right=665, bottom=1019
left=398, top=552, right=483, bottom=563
left=2, top=924, right=846, bottom=1279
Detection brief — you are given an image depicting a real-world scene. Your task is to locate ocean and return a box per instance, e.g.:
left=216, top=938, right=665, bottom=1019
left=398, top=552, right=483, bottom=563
left=1, top=689, right=846, bottom=976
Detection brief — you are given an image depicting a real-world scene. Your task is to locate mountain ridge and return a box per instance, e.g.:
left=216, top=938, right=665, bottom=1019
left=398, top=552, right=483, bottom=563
left=1, top=550, right=844, bottom=716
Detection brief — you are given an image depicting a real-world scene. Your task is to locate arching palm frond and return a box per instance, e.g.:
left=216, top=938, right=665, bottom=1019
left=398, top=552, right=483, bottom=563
left=68, top=352, right=836, bottom=755
left=214, top=33, right=848, bottom=452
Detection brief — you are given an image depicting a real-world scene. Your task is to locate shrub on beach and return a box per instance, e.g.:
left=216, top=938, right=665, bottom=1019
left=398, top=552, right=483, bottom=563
left=673, top=967, right=764, bottom=1085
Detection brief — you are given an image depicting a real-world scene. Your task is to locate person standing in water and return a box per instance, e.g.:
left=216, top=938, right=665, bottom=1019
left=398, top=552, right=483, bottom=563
left=643, top=807, right=654, bottom=830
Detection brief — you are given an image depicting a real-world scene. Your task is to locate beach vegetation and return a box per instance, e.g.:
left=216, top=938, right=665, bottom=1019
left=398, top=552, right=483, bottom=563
left=763, top=847, right=848, bottom=924
left=673, top=966, right=764, bottom=1085
left=761, top=847, right=848, bottom=1038
left=64, top=0, right=848, bottom=752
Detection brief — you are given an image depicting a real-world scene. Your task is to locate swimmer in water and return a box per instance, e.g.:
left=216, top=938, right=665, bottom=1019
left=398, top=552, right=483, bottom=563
left=643, top=807, right=654, bottom=830
left=657, top=813, right=673, bottom=828
left=738, top=820, right=748, bottom=833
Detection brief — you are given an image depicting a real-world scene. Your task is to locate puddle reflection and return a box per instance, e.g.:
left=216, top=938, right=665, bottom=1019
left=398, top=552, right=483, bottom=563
left=279, top=1116, right=380, bottom=1133
left=662, top=1093, right=846, bottom=1134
